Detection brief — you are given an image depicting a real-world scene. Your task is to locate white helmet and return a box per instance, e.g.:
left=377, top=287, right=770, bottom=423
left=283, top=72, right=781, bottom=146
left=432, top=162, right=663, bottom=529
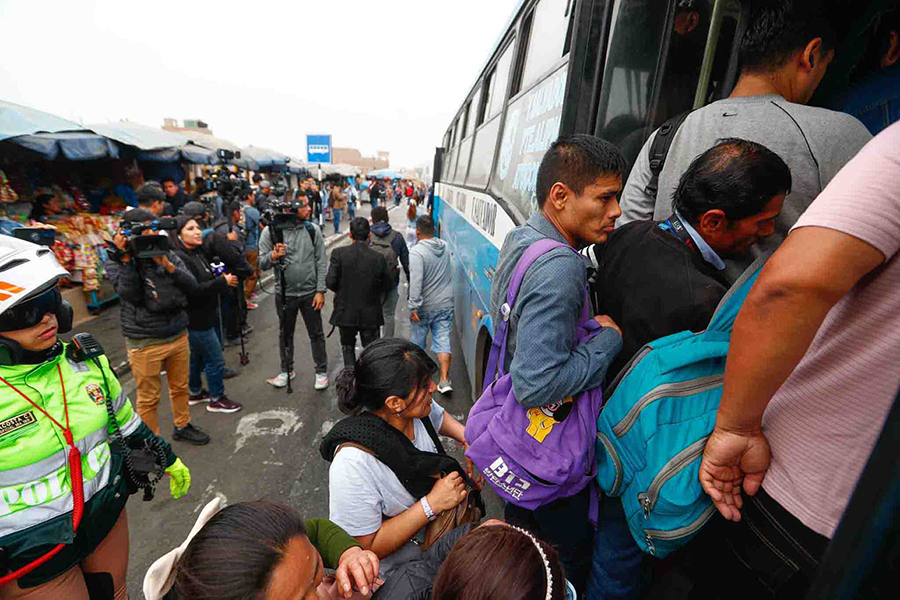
left=0, top=235, right=71, bottom=330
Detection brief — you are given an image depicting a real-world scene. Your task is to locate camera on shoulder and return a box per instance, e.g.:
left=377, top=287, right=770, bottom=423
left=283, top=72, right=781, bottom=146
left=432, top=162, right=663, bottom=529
left=119, top=216, right=178, bottom=259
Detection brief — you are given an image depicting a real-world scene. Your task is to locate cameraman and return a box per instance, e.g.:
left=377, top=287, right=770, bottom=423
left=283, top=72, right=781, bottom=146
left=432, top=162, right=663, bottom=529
left=182, top=201, right=254, bottom=346
left=237, top=188, right=262, bottom=306
left=105, top=209, right=211, bottom=445
left=258, top=194, right=330, bottom=391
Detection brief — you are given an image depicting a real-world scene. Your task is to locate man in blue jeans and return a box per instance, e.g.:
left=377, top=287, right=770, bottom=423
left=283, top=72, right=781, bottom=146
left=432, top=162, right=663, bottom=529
left=408, top=215, right=454, bottom=394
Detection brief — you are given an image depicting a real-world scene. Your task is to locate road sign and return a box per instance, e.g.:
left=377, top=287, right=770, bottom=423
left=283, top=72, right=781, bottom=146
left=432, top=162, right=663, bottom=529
left=306, top=134, right=332, bottom=164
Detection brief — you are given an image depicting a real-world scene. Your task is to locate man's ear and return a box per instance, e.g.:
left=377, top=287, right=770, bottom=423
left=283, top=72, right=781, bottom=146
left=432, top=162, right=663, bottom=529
left=698, top=209, right=727, bottom=234
left=800, top=37, right=823, bottom=72
left=547, top=182, right=571, bottom=211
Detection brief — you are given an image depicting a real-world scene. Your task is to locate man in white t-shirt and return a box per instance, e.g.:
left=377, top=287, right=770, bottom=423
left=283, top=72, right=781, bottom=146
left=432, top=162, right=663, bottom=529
left=698, top=122, right=900, bottom=598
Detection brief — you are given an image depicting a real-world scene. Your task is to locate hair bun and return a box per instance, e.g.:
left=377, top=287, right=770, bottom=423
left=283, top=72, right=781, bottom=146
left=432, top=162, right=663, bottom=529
left=336, top=367, right=361, bottom=415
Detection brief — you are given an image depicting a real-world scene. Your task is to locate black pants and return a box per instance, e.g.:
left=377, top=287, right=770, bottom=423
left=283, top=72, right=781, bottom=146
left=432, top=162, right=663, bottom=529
left=505, top=486, right=593, bottom=596
left=275, top=293, right=327, bottom=374
left=339, top=326, right=380, bottom=367
left=682, top=487, right=829, bottom=600
left=222, top=285, right=246, bottom=340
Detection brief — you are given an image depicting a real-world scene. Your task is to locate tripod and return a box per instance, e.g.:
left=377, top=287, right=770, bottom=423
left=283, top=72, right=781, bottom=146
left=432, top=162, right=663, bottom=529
left=273, top=224, right=293, bottom=394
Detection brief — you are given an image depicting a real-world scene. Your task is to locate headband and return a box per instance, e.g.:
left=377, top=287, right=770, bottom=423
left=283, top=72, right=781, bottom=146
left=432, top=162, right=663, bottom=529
left=511, top=526, right=553, bottom=600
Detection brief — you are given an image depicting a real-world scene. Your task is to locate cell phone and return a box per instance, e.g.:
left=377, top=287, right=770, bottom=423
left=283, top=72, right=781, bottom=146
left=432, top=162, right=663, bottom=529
left=13, top=227, right=56, bottom=247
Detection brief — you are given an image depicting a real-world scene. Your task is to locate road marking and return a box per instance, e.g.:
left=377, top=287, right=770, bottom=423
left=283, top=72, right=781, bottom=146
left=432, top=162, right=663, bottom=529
left=233, top=409, right=304, bottom=453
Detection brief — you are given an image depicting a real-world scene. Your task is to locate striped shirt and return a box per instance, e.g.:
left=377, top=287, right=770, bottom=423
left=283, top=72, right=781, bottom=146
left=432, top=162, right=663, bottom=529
left=761, top=122, right=900, bottom=538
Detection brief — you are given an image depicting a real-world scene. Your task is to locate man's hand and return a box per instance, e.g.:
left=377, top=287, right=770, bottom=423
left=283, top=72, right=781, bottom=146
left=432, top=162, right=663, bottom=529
left=462, top=443, right=484, bottom=489
left=153, top=255, right=176, bottom=273
left=224, top=273, right=239, bottom=287
left=699, top=426, right=770, bottom=521
left=410, top=311, right=420, bottom=323
left=593, top=314, right=622, bottom=337
left=113, top=232, right=128, bottom=251
left=226, top=230, right=239, bottom=241
left=312, top=292, right=325, bottom=310
left=271, top=243, right=287, bottom=261
left=335, top=546, right=381, bottom=598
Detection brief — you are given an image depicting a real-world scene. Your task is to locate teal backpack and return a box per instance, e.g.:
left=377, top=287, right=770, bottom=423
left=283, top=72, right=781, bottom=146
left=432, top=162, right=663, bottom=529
left=595, top=259, right=765, bottom=558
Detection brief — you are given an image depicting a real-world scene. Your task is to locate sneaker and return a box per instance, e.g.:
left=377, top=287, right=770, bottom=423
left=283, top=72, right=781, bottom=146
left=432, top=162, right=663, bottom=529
left=188, top=389, right=210, bottom=406
left=246, top=301, right=259, bottom=310
left=315, top=373, right=329, bottom=390
left=172, top=423, right=211, bottom=445
left=250, top=292, right=260, bottom=302
left=242, top=324, right=254, bottom=336
left=437, top=380, right=453, bottom=395
left=223, top=368, right=238, bottom=380
left=267, top=371, right=296, bottom=388
left=207, top=395, right=243, bottom=414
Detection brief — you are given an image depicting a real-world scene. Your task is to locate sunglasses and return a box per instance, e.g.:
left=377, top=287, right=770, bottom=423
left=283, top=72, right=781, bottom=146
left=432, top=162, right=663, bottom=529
left=0, top=287, right=61, bottom=332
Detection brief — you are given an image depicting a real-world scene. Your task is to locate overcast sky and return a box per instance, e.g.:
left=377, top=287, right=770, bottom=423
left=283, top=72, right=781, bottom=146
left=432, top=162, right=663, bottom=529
left=0, top=0, right=520, bottom=168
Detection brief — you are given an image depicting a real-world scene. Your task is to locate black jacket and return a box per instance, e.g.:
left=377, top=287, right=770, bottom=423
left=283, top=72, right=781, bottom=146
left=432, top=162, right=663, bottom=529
left=105, top=251, right=198, bottom=339
left=173, top=245, right=229, bottom=331
left=326, top=241, right=392, bottom=328
left=201, top=222, right=254, bottom=279
left=590, top=220, right=730, bottom=379
left=372, top=524, right=475, bottom=600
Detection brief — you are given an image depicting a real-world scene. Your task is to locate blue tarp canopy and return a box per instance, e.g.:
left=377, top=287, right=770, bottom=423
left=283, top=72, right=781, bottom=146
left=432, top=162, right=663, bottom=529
left=232, top=145, right=290, bottom=171
left=9, top=131, right=120, bottom=160
left=0, top=99, right=84, bottom=142
left=367, top=168, right=402, bottom=180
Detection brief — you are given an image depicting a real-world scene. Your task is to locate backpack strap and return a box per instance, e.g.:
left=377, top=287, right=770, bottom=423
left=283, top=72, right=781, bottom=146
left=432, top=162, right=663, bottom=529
left=485, top=238, right=572, bottom=386
left=420, top=416, right=447, bottom=455
left=707, top=252, right=771, bottom=333
left=643, top=111, right=692, bottom=199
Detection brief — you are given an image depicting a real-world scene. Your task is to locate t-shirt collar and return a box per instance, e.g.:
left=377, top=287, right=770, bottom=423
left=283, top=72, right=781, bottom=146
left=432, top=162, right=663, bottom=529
left=527, top=211, right=570, bottom=246
left=674, top=210, right=726, bottom=271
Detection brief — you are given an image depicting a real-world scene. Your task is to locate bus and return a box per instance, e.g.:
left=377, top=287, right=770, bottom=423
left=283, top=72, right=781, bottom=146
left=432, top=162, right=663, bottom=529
left=431, top=0, right=893, bottom=396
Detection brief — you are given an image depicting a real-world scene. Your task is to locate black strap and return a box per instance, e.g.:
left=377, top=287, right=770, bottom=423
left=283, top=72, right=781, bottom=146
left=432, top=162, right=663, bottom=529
left=644, top=111, right=692, bottom=199
left=420, top=415, right=446, bottom=455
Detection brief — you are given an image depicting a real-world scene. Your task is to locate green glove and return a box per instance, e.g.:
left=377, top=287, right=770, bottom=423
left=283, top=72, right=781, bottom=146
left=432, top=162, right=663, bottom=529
left=165, top=458, right=191, bottom=499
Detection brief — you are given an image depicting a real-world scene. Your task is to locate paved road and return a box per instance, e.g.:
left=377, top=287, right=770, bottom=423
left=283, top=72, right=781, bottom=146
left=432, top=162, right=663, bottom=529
left=85, top=205, right=504, bottom=596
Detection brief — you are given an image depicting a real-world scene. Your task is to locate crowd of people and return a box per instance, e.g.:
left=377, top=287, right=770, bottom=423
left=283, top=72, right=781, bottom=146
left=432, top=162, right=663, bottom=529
left=0, top=1, right=897, bottom=599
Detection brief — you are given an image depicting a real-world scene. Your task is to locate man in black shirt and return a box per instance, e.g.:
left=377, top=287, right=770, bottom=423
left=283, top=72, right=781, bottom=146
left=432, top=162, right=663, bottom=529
left=586, top=138, right=791, bottom=380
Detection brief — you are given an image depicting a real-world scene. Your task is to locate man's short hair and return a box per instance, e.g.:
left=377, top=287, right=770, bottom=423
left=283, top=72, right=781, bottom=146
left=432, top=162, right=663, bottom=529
left=371, top=206, right=389, bottom=223
left=350, top=217, right=370, bottom=241
left=136, top=182, right=166, bottom=206
left=739, top=0, right=840, bottom=73
left=182, top=201, right=208, bottom=218
left=160, top=177, right=178, bottom=186
left=123, top=208, right=156, bottom=224
left=227, top=201, right=243, bottom=216
left=239, top=187, right=255, bottom=200
left=672, top=138, right=792, bottom=223
left=260, top=180, right=272, bottom=189
left=415, top=215, right=435, bottom=236
left=252, top=174, right=263, bottom=184
left=535, top=134, right=627, bottom=209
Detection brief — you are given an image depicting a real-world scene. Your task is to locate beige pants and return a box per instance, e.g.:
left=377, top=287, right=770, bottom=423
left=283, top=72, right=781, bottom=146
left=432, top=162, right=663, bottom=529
left=0, top=511, right=129, bottom=600
left=127, top=333, right=191, bottom=432
left=244, top=250, right=259, bottom=300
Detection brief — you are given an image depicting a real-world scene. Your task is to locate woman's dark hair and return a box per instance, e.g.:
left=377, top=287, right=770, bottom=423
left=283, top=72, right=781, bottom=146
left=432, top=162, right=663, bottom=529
left=169, top=501, right=307, bottom=600
left=432, top=526, right=566, bottom=600
left=336, top=338, right=437, bottom=415
left=406, top=202, right=418, bottom=222
left=30, top=193, right=56, bottom=220
left=672, top=137, right=791, bottom=223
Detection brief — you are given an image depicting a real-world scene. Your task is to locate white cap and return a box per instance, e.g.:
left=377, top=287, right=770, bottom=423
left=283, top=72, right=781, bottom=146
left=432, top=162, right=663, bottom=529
left=0, top=236, right=68, bottom=317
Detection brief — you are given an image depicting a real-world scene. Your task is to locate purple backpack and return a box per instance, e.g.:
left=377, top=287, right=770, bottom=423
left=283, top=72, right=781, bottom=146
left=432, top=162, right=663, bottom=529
left=464, top=238, right=605, bottom=509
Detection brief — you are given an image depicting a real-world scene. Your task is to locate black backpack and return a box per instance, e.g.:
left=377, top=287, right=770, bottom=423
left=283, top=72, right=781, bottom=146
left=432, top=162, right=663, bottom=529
left=643, top=111, right=692, bottom=199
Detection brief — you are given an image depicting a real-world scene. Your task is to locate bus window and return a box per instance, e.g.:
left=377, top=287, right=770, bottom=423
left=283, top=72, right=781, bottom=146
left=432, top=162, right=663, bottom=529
left=466, top=88, right=482, bottom=138
left=453, top=137, right=474, bottom=183
left=478, top=69, right=495, bottom=126
left=443, top=130, right=451, bottom=150
left=466, top=118, right=502, bottom=188
left=461, top=100, right=472, bottom=140
left=519, top=0, right=574, bottom=92
left=595, top=0, right=742, bottom=175
left=510, top=10, right=534, bottom=98
left=488, top=43, right=515, bottom=119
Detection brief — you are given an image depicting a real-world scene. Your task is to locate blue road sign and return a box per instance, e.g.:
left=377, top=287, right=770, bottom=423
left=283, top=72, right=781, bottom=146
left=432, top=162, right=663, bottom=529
left=307, top=134, right=332, bottom=164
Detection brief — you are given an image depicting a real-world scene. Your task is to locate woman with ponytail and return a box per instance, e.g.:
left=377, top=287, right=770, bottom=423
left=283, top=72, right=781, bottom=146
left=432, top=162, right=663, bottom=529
left=320, top=339, right=474, bottom=578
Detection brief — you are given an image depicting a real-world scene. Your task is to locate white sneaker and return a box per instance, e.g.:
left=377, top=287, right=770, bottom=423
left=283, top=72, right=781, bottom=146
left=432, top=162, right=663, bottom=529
left=437, top=379, right=453, bottom=394
left=314, top=373, right=329, bottom=390
left=266, top=372, right=296, bottom=388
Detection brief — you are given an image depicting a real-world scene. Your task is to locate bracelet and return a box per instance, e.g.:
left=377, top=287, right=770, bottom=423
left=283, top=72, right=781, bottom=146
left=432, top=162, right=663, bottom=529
left=420, top=497, right=437, bottom=522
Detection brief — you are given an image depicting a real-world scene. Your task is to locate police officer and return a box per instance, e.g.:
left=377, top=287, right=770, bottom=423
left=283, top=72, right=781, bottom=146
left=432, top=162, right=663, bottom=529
left=0, top=238, right=191, bottom=598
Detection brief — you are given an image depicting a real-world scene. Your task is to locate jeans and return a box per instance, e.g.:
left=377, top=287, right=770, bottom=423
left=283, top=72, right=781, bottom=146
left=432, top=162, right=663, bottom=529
left=587, top=496, right=646, bottom=600
left=126, top=333, right=190, bottom=432
left=505, top=486, right=594, bottom=596
left=333, top=208, right=343, bottom=235
left=188, top=327, right=226, bottom=398
left=276, top=292, right=328, bottom=374
left=382, top=286, right=400, bottom=338
left=410, top=308, right=453, bottom=354
left=339, top=326, right=380, bottom=367
left=348, top=201, right=356, bottom=219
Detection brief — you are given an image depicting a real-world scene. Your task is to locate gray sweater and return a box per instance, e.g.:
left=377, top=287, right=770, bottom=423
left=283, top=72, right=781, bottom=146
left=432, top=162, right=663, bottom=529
left=619, top=94, right=871, bottom=278
left=408, top=237, right=453, bottom=313
left=258, top=222, right=327, bottom=297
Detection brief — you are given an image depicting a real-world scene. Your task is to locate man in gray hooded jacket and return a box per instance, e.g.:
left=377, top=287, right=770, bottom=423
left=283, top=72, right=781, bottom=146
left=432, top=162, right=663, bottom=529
left=408, top=215, right=454, bottom=393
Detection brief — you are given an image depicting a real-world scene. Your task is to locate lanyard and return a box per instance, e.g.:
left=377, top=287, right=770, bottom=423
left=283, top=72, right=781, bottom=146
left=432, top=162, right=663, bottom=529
left=661, top=213, right=698, bottom=253
left=0, top=363, right=85, bottom=587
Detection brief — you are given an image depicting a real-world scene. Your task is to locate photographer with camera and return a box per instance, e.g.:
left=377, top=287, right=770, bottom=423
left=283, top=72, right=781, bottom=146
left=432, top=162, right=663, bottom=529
left=181, top=201, right=255, bottom=348
left=0, top=236, right=192, bottom=597
left=259, top=194, right=330, bottom=391
left=237, top=188, right=262, bottom=307
left=105, top=209, right=211, bottom=446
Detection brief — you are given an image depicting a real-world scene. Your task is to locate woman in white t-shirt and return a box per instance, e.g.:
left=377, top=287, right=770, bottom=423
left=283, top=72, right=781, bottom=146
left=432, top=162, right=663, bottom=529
left=323, top=338, right=472, bottom=578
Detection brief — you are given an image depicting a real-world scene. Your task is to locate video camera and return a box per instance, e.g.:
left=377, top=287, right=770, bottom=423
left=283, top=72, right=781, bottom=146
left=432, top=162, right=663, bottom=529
left=119, top=216, right=178, bottom=259
left=261, top=197, right=305, bottom=230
